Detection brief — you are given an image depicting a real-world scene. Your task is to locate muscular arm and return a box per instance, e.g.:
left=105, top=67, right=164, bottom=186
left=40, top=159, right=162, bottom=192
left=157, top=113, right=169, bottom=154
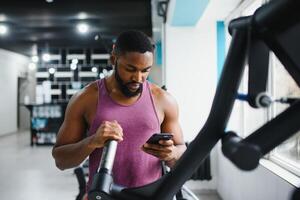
left=52, top=84, right=123, bottom=170
left=143, top=86, right=186, bottom=168
left=52, top=88, right=95, bottom=170
left=160, top=92, right=186, bottom=167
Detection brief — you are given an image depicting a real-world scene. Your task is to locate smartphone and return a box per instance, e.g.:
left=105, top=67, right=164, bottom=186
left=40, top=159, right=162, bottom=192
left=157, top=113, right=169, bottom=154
left=146, top=133, right=173, bottom=144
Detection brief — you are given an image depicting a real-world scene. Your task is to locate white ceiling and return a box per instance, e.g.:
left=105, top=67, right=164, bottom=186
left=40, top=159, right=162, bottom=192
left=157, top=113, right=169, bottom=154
left=201, top=0, right=244, bottom=21
left=151, top=0, right=244, bottom=42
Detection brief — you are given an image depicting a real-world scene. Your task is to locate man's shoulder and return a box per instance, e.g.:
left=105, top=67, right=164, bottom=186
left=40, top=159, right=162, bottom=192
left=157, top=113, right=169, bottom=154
left=149, top=82, right=165, bottom=98
left=69, top=81, right=98, bottom=106
left=83, top=81, right=99, bottom=95
left=149, top=82, right=177, bottom=109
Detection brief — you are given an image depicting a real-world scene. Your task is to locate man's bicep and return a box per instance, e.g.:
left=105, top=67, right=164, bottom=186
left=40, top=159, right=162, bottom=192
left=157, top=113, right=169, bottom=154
left=55, top=96, right=87, bottom=147
left=161, top=120, right=184, bottom=145
left=161, top=97, right=184, bottom=145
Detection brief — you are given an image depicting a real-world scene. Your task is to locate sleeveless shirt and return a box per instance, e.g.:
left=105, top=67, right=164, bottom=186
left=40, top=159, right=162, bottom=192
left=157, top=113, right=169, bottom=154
left=87, top=78, right=162, bottom=190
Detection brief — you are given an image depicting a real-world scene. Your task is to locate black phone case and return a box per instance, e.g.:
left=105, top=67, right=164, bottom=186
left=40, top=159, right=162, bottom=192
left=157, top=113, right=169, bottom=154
left=146, top=133, right=173, bottom=144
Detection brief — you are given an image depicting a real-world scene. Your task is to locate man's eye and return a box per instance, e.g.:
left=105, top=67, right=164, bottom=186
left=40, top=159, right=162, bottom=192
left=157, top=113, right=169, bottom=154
left=142, top=69, right=151, bottom=73
left=126, top=68, right=135, bottom=72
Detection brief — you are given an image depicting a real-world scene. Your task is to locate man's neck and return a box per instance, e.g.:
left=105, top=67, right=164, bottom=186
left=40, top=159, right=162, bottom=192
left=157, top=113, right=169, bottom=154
left=105, top=75, right=141, bottom=103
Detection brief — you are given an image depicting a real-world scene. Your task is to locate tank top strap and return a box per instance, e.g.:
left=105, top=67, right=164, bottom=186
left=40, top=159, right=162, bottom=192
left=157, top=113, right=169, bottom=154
left=144, top=81, right=160, bottom=126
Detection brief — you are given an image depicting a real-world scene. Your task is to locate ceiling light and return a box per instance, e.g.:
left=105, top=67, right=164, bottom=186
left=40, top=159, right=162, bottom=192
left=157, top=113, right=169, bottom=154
left=46, top=0, right=54, bottom=3
left=71, top=58, right=79, bottom=65
left=102, top=69, right=108, bottom=76
left=48, top=67, right=56, bottom=74
left=70, top=63, right=77, bottom=70
left=31, top=56, right=39, bottom=63
left=77, top=23, right=89, bottom=34
left=99, top=73, right=105, bottom=79
left=94, top=35, right=99, bottom=40
left=42, top=53, right=51, bottom=62
left=91, top=67, right=98, bottom=73
left=0, top=25, right=8, bottom=35
left=28, top=63, right=37, bottom=70
left=0, top=15, right=7, bottom=22
left=78, top=12, right=88, bottom=20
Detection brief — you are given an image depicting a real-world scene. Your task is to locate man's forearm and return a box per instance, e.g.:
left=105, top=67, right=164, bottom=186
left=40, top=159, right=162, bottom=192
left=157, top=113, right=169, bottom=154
left=166, top=144, right=186, bottom=168
left=52, top=136, right=96, bottom=170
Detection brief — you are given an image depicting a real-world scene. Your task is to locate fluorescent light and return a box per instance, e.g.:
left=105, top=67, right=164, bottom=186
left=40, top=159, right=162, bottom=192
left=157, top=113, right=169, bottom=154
left=71, top=58, right=79, bottom=64
left=0, top=25, right=8, bottom=35
left=0, top=15, right=7, bottom=22
left=99, top=73, right=105, bottom=79
left=31, top=56, right=39, bottom=63
left=46, top=0, right=54, bottom=3
left=28, top=63, right=37, bottom=70
left=91, top=67, right=98, bottom=73
left=103, top=69, right=108, bottom=76
left=48, top=67, right=56, bottom=74
left=70, top=63, right=77, bottom=70
left=77, top=23, right=89, bottom=34
left=78, top=12, right=88, bottom=20
left=42, top=53, right=51, bottom=62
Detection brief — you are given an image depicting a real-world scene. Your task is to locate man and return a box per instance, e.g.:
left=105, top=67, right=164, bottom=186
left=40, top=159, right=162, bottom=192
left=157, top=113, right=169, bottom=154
left=52, top=30, right=186, bottom=194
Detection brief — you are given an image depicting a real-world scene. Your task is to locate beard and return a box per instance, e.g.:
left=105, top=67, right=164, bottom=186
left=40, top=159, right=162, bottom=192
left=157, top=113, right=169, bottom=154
left=114, top=62, right=143, bottom=97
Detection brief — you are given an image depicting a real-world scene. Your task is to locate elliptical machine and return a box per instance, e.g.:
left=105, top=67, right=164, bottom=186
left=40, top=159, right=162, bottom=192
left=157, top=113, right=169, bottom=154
left=87, top=0, right=300, bottom=199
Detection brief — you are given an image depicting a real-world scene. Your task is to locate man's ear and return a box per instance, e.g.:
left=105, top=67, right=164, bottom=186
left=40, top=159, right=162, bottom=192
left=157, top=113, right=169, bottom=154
left=110, top=44, right=116, bottom=67
left=110, top=54, right=116, bottom=67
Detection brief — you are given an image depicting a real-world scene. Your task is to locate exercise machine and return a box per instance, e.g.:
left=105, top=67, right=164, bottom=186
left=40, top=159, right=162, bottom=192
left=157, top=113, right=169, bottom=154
left=88, top=0, right=300, bottom=199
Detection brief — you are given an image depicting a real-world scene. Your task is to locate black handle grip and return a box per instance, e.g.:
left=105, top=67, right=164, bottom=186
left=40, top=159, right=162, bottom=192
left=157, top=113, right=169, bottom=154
left=88, top=140, right=118, bottom=200
left=222, top=131, right=262, bottom=170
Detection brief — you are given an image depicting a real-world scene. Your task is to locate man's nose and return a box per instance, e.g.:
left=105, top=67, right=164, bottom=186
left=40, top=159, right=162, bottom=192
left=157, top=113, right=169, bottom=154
left=133, top=71, right=143, bottom=83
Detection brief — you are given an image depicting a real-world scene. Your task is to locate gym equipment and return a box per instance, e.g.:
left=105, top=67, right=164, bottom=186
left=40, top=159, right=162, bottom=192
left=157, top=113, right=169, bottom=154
left=88, top=0, right=300, bottom=199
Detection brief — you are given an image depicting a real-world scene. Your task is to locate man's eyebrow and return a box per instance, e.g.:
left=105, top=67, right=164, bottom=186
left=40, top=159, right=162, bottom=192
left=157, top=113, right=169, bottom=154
left=126, top=64, right=152, bottom=70
left=126, top=64, right=137, bottom=69
left=142, top=66, right=152, bottom=70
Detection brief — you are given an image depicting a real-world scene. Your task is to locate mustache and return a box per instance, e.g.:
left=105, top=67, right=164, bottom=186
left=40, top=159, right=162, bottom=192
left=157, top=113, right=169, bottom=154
left=125, top=82, right=143, bottom=86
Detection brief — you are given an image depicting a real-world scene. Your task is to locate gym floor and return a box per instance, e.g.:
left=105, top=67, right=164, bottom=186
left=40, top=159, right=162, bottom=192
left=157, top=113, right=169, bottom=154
left=0, top=131, right=221, bottom=200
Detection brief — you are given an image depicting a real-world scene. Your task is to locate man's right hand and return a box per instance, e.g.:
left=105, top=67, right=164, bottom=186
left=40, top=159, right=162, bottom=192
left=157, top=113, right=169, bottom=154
left=89, top=120, right=123, bottom=148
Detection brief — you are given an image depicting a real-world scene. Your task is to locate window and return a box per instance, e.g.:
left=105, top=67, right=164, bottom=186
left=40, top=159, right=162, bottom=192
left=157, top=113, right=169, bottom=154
left=226, top=0, right=268, bottom=138
left=269, top=53, right=300, bottom=176
left=226, top=0, right=300, bottom=178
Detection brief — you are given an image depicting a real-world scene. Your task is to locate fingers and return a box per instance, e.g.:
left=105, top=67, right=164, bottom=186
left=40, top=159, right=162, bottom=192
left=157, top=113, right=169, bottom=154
left=158, top=139, right=174, bottom=146
left=101, top=120, right=123, bottom=137
left=143, top=143, right=172, bottom=152
left=93, top=120, right=124, bottom=146
left=142, top=146, right=173, bottom=161
left=142, top=136, right=176, bottom=161
left=101, top=130, right=123, bottom=142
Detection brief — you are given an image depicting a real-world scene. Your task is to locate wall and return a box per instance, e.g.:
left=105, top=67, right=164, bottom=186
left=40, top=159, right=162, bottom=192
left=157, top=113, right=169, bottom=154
left=0, top=49, right=30, bottom=136
left=165, top=14, right=218, bottom=189
left=165, top=22, right=217, bottom=142
left=218, top=148, right=295, bottom=200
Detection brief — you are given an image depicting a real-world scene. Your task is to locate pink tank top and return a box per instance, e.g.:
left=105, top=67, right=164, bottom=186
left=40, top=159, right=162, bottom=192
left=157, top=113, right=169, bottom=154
left=87, top=78, right=162, bottom=190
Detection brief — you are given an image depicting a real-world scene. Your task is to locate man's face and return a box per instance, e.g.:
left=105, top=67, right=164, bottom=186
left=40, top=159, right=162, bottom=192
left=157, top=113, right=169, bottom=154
left=114, top=51, right=153, bottom=97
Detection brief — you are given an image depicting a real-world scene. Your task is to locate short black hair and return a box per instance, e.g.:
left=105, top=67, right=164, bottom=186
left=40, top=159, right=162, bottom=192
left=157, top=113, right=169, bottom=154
left=113, top=30, right=154, bottom=56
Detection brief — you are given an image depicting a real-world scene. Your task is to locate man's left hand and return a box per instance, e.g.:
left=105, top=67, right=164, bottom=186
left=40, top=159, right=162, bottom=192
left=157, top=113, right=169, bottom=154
left=142, top=139, right=178, bottom=163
